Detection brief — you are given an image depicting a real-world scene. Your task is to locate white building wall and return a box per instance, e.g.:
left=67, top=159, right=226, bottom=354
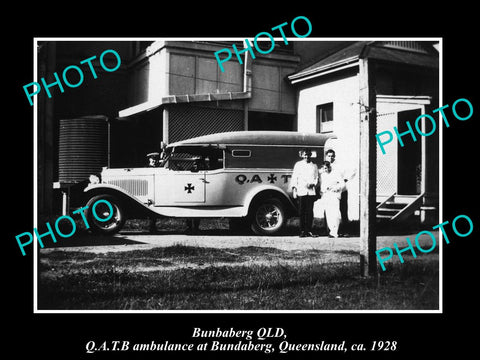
left=147, top=47, right=167, bottom=102
left=297, top=74, right=360, bottom=220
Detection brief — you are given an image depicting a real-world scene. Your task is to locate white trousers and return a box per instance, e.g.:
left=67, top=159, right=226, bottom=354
left=314, top=192, right=341, bottom=237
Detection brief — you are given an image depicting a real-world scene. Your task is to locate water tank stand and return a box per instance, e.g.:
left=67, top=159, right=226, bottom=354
left=53, top=181, right=72, bottom=215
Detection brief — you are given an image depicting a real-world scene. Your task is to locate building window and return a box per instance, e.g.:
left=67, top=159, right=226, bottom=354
left=316, top=103, right=334, bottom=133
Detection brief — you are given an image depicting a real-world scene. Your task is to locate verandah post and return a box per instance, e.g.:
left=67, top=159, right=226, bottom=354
left=359, top=56, right=378, bottom=277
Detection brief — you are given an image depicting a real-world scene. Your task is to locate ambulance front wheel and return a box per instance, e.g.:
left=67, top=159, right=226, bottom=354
left=86, top=194, right=126, bottom=235
left=250, top=198, right=286, bottom=235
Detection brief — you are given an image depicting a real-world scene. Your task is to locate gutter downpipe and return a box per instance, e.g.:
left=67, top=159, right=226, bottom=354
left=243, top=49, right=252, bottom=130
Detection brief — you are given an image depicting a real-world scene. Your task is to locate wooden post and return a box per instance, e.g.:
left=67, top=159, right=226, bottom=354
left=359, top=57, right=377, bottom=277
left=162, top=107, right=169, bottom=144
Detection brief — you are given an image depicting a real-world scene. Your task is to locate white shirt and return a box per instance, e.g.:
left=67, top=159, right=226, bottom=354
left=320, top=170, right=343, bottom=199
left=291, top=160, right=319, bottom=196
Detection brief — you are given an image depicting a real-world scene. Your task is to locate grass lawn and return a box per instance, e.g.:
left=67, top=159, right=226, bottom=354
left=38, top=244, right=439, bottom=311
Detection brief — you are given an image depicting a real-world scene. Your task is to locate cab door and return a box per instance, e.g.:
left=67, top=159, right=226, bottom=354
left=173, top=171, right=206, bottom=203
left=154, top=170, right=206, bottom=205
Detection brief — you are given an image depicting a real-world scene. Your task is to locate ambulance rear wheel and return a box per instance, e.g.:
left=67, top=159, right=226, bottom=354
left=250, top=198, right=285, bottom=235
left=86, top=194, right=126, bottom=235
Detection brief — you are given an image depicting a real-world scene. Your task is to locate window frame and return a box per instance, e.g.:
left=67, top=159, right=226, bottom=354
left=316, top=102, right=334, bottom=133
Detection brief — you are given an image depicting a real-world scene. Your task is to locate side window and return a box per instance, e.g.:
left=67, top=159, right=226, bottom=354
left=232, top=149, right=251, bottom=158
left=167, top=147, right=224, bottom=171
left=168, top=152, right=199, bottom=171
left=316, top=102, right=334, bottom=133
left=205, top=149, right=224, bottom=170
left=297, top=150, right=318, bottom=158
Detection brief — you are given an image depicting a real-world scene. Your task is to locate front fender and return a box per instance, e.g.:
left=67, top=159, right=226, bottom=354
left=83, top=183, right=155, bottom=217
left=84, top=183, right=134, bottom=197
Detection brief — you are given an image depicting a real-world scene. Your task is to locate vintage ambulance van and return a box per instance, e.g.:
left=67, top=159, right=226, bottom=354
left=83, top=131, right=334, bottom=235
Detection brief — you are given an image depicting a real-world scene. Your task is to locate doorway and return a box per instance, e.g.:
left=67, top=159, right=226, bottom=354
left=397, top=109, right=421, bottom=194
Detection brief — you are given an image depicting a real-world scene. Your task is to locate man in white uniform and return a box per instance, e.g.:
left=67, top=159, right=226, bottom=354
left=316, top=161, right=343, bottom=238
left=325, top=149, right=356, bottom=235
left=291, top=148, right=319, bottom=238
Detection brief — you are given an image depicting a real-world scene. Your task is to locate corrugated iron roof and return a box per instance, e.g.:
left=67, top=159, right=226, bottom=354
left=292, top=41, right=368, bottom=78
left=366, top=45, right=439, bottom=68
left=289, top=41, right=438, bottom=83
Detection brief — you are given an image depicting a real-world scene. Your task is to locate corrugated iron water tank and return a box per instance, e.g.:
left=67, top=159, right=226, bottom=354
left=58, top=116, right=108, bottom=183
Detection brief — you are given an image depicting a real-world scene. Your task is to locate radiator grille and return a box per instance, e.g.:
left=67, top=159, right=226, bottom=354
left=107, top=179, right=149, bottom=196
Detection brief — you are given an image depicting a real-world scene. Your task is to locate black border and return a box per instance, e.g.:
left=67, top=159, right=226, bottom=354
left=8, top=5, right=478, bottom=358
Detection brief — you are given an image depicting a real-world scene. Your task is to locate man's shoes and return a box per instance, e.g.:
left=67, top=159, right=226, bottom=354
left=300, top=232, right=319, bottom=238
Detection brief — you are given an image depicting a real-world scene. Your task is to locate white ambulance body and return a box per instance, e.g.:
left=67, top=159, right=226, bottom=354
left=83, top=131, right=334, bottom=235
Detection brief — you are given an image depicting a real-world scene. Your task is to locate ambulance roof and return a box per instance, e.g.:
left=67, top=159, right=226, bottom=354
left=168, top=131, right=335, bottom=148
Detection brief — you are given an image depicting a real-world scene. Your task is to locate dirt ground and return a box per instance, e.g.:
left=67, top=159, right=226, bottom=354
left=36, top=220, right=440, bottom=310
left=38, top=226, right=441, bottom=266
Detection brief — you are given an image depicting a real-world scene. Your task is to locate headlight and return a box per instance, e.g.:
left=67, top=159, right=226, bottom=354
left=89, top=174, right=100, bottom=184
